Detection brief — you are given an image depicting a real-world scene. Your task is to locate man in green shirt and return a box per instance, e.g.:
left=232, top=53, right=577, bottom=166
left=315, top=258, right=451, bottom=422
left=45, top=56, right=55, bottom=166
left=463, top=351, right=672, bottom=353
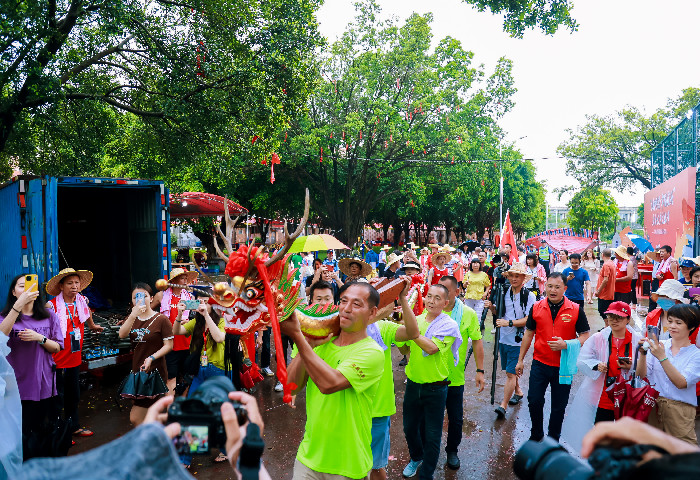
left=367, top=277, right=420, bottom=480
left=438, top=276, right=485, bottom=470
left=400, top=284, right=462, bottom=480
left=283, top=282, right=385, bottom=480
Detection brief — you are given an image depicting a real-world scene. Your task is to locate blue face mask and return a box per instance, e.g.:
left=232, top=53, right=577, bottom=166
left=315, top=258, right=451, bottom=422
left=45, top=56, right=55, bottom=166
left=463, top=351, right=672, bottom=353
left=656, top=298, right=676, bottom=311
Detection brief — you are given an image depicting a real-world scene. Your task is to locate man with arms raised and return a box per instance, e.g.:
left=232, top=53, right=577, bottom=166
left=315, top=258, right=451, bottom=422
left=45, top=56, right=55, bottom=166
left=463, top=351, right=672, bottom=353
left=516, top=273, right=591, bottom=442
left=438, top=276, right=485, bottom=470
left=283, top=282, right=385, bottom=480
left=401, top=284, right=462, bottom=479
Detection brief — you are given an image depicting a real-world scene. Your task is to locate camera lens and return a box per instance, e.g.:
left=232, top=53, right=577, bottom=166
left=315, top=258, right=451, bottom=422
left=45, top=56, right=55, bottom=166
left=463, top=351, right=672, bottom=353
left=514, top=438, right=593, bottom=480
left=190, top=375, right=236, bottom=404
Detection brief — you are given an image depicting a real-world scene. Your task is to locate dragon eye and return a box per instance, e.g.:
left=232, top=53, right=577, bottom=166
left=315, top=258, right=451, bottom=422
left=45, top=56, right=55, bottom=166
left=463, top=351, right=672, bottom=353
left=245, top=288, right=256, bottom=299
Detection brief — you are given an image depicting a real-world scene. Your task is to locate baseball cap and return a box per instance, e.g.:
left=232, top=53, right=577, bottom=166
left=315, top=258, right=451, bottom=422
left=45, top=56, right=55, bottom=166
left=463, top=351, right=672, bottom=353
left=604, top=301, right=631, bottom=318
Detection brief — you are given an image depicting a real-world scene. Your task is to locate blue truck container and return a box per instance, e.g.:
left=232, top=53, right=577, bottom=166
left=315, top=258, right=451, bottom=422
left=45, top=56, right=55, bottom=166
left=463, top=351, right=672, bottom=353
left=0, top=175, right=171, bottom=304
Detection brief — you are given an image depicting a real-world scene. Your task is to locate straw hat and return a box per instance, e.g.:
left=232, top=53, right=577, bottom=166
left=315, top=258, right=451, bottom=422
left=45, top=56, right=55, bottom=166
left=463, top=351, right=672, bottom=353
left=613, top=245, right=630, bottom=261
left=406, top=242, right=419, bottom=250
left=428, top=243, right=439, bottom=249
left=168, top=267, right=198, bottom=285
left=339, top=257, right=373, bottom=278
left=46, top=268, right=93, bottom=296
left=681, top=256, right=700, bottom=266
left=403, top=261, right=421, bottom=273
left=430, top=249, right=452, bottom=265
left=651, top=279, right=688, bottom=303
left=504, top=262, right=534, bottom=282
left=381, top=245, right=392, bottom=251
left=385, top=252, right=404, bottom=268
left=420, top=247, right=429, bottom=254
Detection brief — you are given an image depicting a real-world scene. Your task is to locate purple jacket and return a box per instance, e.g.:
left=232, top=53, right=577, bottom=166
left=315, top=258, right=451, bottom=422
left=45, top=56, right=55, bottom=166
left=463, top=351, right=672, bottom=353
left=4, top=311, right=62, bottom=401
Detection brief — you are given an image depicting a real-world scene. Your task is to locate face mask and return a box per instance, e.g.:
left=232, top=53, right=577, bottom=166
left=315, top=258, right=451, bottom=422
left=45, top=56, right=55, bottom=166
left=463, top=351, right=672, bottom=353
left=656, top=298, right=676, bottom=311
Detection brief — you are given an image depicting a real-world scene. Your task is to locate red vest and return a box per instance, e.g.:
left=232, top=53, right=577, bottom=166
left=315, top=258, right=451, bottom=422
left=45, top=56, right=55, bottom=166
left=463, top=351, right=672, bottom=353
left=531, top=297, right=580, bottom=367
left=614, top=260, right=631, bottom=293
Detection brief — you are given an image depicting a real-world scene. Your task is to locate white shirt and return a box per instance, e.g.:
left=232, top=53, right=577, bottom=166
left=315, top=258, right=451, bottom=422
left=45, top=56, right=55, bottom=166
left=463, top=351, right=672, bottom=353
left=499, top=287, right=536, bottom=347
left=646, top=339, right=700, bottom=406
left=553, top=260, right=570, bottom=273
left=378, top=251, right=387, bottom=264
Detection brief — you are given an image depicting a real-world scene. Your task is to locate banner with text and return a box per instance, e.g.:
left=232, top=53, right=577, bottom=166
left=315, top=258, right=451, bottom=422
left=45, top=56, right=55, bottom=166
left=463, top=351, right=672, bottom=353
left=644, top=166, right=696, bottom=258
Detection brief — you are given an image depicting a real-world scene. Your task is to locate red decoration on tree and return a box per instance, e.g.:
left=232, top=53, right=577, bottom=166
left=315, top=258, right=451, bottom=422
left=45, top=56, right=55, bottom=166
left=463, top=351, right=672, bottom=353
left=410, top=200, right=415, bottom=207
left=320, top=146, right=323, bottom=163
left=342, top=131, right=345, bottom=140
left=406, top=140, right=410, bottom=146
left=481, top=180, right=485, bottom=186
left=284, top=131, right=287, bottom=142
left=252, top=135, right=259, bottom=144
left=423, top=149, right=426, bottom=155
left=458, top=136, right=462, bottom=144
left=390, top=134, right=393, bottom=142
left=384, top=141, right=388, bottom=149
left=269, top=152, right=280, bottom=184
left=359, top=130, right=363, bottom=140
left=451, top=156, right=455, bottom=164
left=396, top=78, right=400, bottom=90
left=444, top=137, right=449, bottom=142
left=261, top=156, right=267, bottom=166
left=330, top=132, right=333, bottom=139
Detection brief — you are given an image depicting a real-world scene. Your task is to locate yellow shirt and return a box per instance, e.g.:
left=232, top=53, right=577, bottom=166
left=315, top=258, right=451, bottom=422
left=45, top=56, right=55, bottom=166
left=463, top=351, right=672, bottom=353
left=183, top=317, right=226, bottom=369
left=464, top=271, right=490, bottom=300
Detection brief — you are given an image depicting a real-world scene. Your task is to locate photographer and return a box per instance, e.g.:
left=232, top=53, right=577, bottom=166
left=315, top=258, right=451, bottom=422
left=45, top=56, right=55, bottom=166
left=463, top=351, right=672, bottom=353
left=636, top=303, right=700, bottom=445
left=485, top=263, right=536, bottom=419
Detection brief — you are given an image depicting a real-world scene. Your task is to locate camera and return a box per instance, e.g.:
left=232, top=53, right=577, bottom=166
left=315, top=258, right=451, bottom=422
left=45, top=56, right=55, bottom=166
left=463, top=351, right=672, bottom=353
left=168, top=376, right=248, bottom=455
left=514, top=437, right=651, bottom=480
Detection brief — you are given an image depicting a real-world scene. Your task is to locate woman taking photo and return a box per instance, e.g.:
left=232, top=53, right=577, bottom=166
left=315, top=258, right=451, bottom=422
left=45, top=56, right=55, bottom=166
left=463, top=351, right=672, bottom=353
left=562, top=301, right=641, bottom=452
left=524, top=253, right=546, bottom=296
left=118, top=283, right=173, bottom=426
left=581, top=249, right=600, bottom=302
left=463, top=258, right=491, bottom=321
left=636, top=303, right=700, bottom=445
left=0, top=274, right=62, bottom=458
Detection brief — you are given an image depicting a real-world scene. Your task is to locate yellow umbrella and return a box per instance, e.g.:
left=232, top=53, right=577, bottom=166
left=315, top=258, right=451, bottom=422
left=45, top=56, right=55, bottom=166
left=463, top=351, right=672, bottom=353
left=288, top=234, right=350, bottom=253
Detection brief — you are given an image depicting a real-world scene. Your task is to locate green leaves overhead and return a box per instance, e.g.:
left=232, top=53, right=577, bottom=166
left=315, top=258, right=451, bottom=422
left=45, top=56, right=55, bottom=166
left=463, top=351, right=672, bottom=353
left=566, top=187, right=619, bottom=233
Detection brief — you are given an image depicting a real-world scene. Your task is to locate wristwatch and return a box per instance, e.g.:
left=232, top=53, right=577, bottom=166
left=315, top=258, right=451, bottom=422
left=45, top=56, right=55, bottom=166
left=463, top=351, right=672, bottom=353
left=508, top=320, right=513, bottom=327
left=476, top=369, right=485, bottom=374
left=40, top=336, right=47, bottom=345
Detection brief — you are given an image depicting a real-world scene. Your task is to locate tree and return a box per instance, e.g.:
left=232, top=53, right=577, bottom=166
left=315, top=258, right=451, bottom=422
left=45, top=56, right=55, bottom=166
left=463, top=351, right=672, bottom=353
left=1, top=0, right=323, bottom=179
left=637, top=202, right=644, bottom=226
left=464, top=0, right=578, bottom=37
left=566, top=187, right=618, bottom=233
left=557, top=87, right=700, bottom=193
left=280, top=1, right=517, bottom=244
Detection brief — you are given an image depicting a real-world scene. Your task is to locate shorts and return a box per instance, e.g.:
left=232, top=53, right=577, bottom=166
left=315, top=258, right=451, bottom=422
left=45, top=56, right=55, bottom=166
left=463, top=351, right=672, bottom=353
left=370, top=416, right=391, bottom=470
left=499, top=344, right=520, bottom=374
left=165, top=350, right=189, bottom=380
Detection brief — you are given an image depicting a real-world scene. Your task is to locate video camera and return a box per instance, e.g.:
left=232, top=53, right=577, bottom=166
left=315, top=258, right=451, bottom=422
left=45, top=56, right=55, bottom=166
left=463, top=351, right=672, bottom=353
left=513, top=437, right=665, bottom=480
left=168, top=376, right=248, bottom=455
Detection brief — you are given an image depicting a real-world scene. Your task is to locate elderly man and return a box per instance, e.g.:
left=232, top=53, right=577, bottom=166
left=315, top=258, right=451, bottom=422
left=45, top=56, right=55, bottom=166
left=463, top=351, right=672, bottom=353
left=284, top=283, right=385, bottom=480
left=516, top=273, right=591, bottom=442
left=438, top=276, right=484, bottom=470
left=400, top=284, right=462, bottom=479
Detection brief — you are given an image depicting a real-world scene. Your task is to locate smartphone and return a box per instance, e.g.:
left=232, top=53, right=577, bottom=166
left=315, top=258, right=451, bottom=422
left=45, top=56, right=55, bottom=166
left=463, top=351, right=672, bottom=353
left=183, top=299, right=200, bottom=310
left=619, top=357, right=631, bottom=364
left=173, top=425, right=210, bottom=455
left=134, top=291, right=146, bottom=306
left=689, top=287, right=700, bottom=298
left=325, top=264, right=334, bottom=272
left=647, top=324, right=659, bottom=339
left=24, top=274, right=38, bottom=293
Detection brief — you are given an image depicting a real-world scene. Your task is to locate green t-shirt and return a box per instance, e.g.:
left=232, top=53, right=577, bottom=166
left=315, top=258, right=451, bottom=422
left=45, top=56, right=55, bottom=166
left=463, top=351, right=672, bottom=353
left=401, top=313, right=456, bottom=384
left=447, top=301, right=482, bottom=386
left=290, top=253, right=303, bottom=281
left=183, top=317, right=226, bottom=370
left=296, top=336, right=384, bottom=479
left=371, top=320, right=401, bottom=418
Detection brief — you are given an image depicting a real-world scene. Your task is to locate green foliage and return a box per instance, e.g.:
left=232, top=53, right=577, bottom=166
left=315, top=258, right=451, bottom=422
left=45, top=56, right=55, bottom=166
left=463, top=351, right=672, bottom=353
left=637, top=202, right=644, bottom=225
left=558, top=87, right=700, bottom=192
left=1, top=0, right=324, bottom=179
left=566, top=187, right=619, bottom=233
left=464, top=0, right=577, bottom=37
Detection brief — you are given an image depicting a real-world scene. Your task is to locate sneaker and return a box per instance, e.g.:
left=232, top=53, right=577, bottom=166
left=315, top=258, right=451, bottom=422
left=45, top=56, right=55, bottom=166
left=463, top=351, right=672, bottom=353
left=490, top=328, right=497, bottom=334
left=274, top=381, right=283, bottom=392
left=261, top=367, right=274, bottom=377
left=402, top=459, right=423, bottom=478
left=446, top=452, right=460, bottom=470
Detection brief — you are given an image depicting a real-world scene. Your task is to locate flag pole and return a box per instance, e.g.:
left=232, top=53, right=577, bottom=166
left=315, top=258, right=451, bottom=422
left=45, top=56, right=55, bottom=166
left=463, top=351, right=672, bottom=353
left=499, top=166, right=504, bottom=238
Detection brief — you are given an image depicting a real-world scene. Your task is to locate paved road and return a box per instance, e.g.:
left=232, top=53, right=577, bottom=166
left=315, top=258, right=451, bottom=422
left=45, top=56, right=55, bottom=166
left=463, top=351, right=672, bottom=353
left=71, top=301, right=698, bottom=479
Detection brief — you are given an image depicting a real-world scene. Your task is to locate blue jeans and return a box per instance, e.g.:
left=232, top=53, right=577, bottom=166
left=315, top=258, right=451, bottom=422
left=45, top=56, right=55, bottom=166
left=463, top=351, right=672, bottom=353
left=188, top=363, right=232, bottom=398
left=445, top=385, right=464, bottom=454
left=403, top=379, right=448, bottom=480
left=527, top=359, right=572, bottom=441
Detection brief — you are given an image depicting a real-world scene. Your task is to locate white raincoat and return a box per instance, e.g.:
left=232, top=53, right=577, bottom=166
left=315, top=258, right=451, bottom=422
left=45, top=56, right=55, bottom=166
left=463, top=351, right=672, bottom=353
left=561, top=325, right=642, bottom=454
left=0, top=331, right=22, bottom=478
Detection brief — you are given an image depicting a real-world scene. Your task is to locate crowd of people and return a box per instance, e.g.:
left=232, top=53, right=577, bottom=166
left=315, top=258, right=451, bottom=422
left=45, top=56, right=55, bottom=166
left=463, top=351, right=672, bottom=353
left=0, top=238, right=699, bottom=479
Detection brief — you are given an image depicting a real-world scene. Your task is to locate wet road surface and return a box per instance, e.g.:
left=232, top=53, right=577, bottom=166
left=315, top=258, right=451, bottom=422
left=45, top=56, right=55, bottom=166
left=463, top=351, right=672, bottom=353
left=70, top=301, right=698, bottom=479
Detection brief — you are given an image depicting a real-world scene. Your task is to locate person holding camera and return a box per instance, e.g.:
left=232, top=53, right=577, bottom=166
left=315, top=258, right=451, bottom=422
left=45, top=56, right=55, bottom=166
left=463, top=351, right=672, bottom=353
left=118, top=283, right=174, bottom=426
left=561, top=301, right=642, bottom=452
left=485, top=263, right=536, bottom=419
left=516, top=272, right=591, bottom=442
left=282, top=282, right=385, bottom=480
left=636, top=303, right=700, bottom=445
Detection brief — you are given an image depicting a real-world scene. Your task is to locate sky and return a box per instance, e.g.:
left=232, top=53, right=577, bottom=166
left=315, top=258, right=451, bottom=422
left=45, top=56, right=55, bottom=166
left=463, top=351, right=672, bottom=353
left=316, top=0, right=700, bottom=207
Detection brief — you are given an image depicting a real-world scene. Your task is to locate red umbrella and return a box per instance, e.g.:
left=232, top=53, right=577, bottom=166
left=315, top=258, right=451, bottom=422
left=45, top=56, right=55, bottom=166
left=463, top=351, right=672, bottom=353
left=170, top=192, right=248, bottom=218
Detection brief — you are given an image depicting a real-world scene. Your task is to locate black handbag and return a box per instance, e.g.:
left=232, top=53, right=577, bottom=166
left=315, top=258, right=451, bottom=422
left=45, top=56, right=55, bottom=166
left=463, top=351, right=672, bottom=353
left=24, top=415, right=72, bottom=459
left=118, top=370, right=168, bottom=400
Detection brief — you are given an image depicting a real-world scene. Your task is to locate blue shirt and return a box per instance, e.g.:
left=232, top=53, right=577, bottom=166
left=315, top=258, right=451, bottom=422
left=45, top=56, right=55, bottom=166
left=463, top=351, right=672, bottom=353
left=562, top=267, right=590, bottom=301
left=365, top=250, right=379, bottom=267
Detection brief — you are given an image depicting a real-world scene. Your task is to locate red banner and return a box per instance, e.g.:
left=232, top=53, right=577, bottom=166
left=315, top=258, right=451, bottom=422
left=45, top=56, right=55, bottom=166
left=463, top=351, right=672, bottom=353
left=644, top=166, right=696, bottom=257
left=501, top=211, right=519, bottom=264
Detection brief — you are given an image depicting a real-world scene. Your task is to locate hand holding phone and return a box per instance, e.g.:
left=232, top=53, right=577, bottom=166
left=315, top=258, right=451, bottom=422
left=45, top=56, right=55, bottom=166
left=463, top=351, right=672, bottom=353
left=183, top=299, right=200, bottom=310
left=24, top=274, right=39, bottom=294
left=134, top=292, right=146, bottom=306
left=325, top=264, right=334, bottom=272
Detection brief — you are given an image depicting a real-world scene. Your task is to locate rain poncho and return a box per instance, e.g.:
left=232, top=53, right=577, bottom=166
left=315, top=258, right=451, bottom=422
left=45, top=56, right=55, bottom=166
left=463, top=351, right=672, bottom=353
left=561, top=325, right=642, bottom=454
left=0, top=331, right=22, bottom=479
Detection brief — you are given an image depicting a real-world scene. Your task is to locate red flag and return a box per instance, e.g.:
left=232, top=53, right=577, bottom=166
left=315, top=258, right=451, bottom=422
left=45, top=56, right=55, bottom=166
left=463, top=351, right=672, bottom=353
left=501, top=211, right=519, bottom=265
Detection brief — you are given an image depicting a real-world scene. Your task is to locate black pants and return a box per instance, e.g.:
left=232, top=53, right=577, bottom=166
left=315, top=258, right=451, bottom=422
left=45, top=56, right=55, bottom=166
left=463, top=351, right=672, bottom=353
left=598, top=298, right=613, bottom=321
left=259, top=328, right=271, bottom=369
left=570, top=299, right=585, bottom=308
left=540, top=260, right=550, bottom=276
left=527, top=360, right=572, bottom=441
left=649, top=279, right=659, bottom=310
left=403, top=380, right=448, bottom=480
left=630, top=279, right=638, bottom=303
left=445, top=385, right=464, bottom=453
left=280, top=334, right=294, bottom=365
left=594, top=407, right=616, bottom=424
left=614, top=291, right=633, bottom=304
left=55, top=366, right=80, bottom=432
left=22, top=397, right=56, bottom=459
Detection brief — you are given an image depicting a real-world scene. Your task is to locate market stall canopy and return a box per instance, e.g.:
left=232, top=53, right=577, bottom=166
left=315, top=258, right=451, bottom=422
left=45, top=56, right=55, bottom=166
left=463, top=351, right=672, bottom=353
left=170, top=192, right=248, bottom=218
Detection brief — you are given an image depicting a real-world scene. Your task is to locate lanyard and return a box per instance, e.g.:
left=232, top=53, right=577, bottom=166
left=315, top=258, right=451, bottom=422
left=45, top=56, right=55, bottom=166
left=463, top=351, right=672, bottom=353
left=66, top=302, right=80, bottom=329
